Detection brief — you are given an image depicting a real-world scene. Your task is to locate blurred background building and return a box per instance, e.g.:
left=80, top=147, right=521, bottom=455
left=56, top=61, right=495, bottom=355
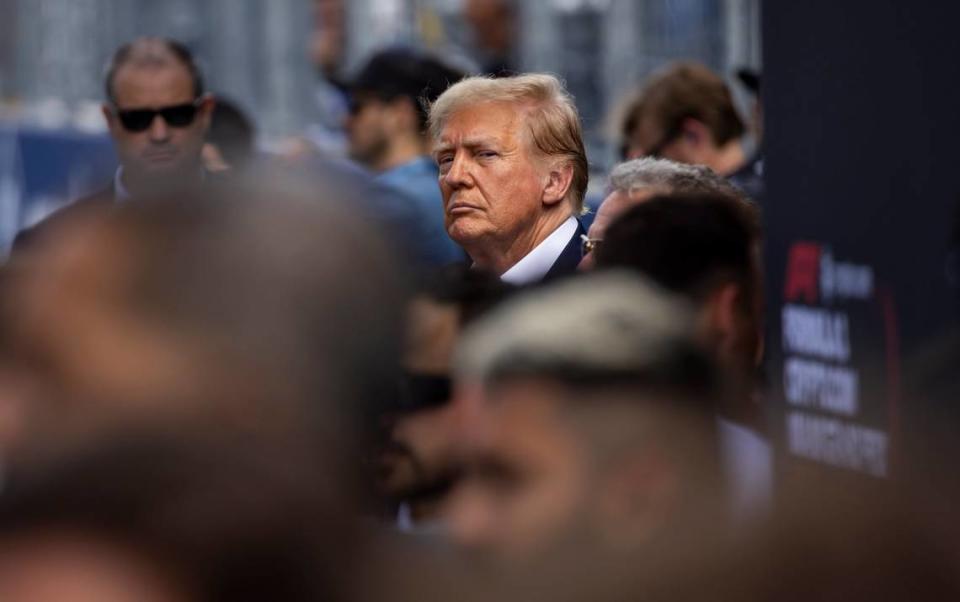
left=1, top=0, right=760, bottom=139
left=0, top=0, right=759, bottom=247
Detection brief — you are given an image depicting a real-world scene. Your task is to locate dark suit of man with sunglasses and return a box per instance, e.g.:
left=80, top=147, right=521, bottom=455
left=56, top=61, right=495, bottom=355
left=13, top=38, right=214, bottom=251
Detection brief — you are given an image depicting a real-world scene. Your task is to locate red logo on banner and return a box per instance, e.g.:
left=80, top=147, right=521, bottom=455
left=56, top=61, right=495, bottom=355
left=785, top=242, right=821, bottom=304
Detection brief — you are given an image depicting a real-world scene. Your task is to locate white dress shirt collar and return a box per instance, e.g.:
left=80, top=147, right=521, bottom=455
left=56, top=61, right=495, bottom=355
left=500, top=216, right=578, bottom=285
left=114, top=167, right=131, bottom=202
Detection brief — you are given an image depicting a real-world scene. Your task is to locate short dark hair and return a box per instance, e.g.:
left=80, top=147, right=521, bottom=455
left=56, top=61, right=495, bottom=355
left=349, top=48, right=466, bottom=132
left=414, top=263, right=514, bottom=326
left=207, top=96, right=256, bottom=167
left=595, top=193, right=760, bottom=311
left=105, top=37, right=204, bottom=104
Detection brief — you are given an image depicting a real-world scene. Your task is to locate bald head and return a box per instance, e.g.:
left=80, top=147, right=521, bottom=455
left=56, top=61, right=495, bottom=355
left=105, top=37, right=203, bottom=104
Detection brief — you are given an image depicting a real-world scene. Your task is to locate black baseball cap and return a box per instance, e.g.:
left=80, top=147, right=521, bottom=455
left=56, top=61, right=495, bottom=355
left=347, top=47, right=466, bottom=108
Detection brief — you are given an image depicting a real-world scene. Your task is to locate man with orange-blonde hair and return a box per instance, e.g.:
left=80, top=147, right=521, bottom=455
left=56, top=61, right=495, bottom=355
left=428, top=74, right=588, bottom=284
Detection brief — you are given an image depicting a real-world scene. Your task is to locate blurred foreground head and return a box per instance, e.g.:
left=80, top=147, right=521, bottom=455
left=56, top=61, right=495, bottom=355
left=377, top=266, right=512, bottom=528
left=0, top=430, right=357, bottom=602
left=594, top=192, right=763, bottom=397
left=485, top=482, right=960, bottom=602
left=592, top=192, right=769, bottom=518
left=446, top=272, right=725, bottom=563
left=0, top=166, right=405, bottom=465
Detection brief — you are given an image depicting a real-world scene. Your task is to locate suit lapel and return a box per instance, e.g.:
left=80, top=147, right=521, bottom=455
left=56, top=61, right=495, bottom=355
left=543, top=220, right=585, bottom=282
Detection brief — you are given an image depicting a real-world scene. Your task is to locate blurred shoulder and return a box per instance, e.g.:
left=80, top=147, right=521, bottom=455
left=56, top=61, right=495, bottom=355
left=10, top=184, right=115, bottom=255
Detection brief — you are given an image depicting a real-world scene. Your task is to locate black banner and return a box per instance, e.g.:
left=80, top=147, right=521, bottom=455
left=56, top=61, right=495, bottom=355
left=763, top=1, right=960, bottom=481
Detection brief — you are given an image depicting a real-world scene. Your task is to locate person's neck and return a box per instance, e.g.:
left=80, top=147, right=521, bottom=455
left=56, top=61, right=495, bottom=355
left=374, top=135, right=426, bottom=172
left=708, top=139, right=747, bottom=177
left=123, top=166, right=203, bottom=198
left=717, top=363, right=765, bottom=435
left=467, top=207, right=571, bottom=276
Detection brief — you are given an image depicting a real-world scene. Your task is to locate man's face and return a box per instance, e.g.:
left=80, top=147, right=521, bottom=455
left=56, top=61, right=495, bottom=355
left=104, top=63, right=212, bottom=180
left=444, top=379, right=592, bottom=561
left=435, top=102, right=550, bottom=249
left=379, top=298, right=462, bottom=501
left=579, top=187, right=663, bottom=269
left=379, top=403, right=461, bottom=500
left=345, top=94, right=393, bottom=169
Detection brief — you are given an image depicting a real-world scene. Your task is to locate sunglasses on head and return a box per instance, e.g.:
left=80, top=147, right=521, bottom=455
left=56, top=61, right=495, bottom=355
left=114, top=99, right=202, bottom=132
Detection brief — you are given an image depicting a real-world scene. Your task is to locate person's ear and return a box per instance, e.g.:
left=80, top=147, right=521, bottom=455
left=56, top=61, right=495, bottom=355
left=542, top=161, right=574, bottom=207
left=197, top=94, right=216, bottom=131
left=102, top=103, right=119, bottom=133
left=704, top=282, right=742, bottom=359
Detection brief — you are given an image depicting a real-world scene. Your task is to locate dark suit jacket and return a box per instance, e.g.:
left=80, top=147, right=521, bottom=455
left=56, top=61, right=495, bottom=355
left=542, top=220, right=586, bottom=282
left=456, top=220, right=586, bottom=285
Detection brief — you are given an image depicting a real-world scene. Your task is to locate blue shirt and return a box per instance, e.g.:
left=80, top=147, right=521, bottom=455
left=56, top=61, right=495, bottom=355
left=377, top=156, right=465, bottom=266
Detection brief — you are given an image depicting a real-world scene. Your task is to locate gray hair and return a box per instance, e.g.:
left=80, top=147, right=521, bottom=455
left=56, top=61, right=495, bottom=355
left=608, top=157, right=745, bottom=201
left=455, top=271, right=713, bottom=390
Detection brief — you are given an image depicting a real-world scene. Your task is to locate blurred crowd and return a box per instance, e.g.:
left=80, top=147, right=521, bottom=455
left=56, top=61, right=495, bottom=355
left=0, top=8, right=957, bottom=602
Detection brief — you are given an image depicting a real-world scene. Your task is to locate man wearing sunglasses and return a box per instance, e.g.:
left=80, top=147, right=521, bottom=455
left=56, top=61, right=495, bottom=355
left=13, top=38, right=214, bottom=251
left=102, top=37, right=215, bottom=200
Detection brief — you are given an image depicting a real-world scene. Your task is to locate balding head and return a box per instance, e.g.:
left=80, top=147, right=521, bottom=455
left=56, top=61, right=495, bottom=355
left=105, top=37, right=204, bottom=104
left=581, top=158, right=747, bottom=269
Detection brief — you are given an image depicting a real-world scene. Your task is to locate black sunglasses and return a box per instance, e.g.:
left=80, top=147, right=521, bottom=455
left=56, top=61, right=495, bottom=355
left=114, top=99, right=202, bottom=132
